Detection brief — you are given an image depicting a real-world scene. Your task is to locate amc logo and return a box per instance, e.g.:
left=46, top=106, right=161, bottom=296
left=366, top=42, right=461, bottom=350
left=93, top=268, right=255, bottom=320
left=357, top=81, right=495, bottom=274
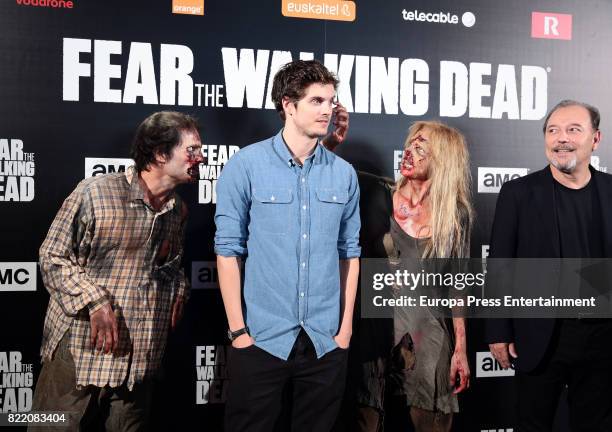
left=85, top=158, right=134, bottom=178
left=0, top=263, right=37, bottom=292
left=191, top=261, right=219, bottom=289
left=476, top=351, right=515, bottom=378
left=477, top=167, right=529, bottom=193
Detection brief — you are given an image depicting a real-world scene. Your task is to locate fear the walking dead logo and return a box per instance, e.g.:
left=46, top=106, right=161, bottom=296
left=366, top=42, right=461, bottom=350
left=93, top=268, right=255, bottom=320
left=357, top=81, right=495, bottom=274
left=62, top=38, right=549, bottom=120
left=195, top=345, right=228, bottom=404
left=0, top=139, right=35, bottom=202
left=199, top=145, right=238, bottom=204
left=0, top=352, right=33, bottom=413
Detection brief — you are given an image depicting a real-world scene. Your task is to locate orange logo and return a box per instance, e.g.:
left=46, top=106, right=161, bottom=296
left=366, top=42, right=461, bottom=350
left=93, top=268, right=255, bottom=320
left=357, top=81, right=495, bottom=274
left=282, top=0, right=356, bottom=22
left=172, top=0, right=203, bottom=16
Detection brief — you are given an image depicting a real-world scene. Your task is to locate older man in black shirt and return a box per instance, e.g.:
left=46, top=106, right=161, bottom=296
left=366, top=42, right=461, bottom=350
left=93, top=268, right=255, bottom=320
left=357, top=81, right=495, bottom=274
left=486, top=100, right=612, bottom=432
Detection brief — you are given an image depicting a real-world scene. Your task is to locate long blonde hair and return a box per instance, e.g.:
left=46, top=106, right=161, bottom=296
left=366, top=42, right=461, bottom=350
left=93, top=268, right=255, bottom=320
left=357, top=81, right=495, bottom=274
left=396, top=121, right=474, bottom=258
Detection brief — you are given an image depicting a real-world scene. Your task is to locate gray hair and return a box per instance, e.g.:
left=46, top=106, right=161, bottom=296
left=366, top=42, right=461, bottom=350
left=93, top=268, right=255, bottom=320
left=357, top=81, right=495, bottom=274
left=542, top=100, right=600, bottom=134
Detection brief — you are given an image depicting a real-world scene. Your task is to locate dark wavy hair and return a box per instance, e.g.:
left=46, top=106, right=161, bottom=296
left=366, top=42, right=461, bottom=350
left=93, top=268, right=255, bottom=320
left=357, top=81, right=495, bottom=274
left=130, top=111, right=199, bottom=172
left=271, top=60, right=339, bottom=121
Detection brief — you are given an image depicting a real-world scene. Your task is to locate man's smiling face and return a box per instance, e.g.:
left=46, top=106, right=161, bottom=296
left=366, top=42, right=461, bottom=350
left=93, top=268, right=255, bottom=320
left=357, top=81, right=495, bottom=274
left=545, top=105, right=600, bottom=175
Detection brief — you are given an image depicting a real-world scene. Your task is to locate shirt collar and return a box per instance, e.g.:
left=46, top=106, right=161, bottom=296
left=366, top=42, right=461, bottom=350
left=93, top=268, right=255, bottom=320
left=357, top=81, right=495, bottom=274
left=125, top=166, right=176, bottom=213
left=272, top=129, right=323, bottom=167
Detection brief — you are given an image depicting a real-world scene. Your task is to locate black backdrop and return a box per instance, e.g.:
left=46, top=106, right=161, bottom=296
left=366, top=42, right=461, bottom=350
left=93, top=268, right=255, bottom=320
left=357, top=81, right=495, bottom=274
left=2, top=0, right=610, bottom=430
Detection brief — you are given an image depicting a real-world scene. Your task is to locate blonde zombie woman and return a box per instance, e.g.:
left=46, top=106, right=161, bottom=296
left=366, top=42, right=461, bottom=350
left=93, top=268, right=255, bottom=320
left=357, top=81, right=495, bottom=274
left=329, top=120, right=473, bottom=432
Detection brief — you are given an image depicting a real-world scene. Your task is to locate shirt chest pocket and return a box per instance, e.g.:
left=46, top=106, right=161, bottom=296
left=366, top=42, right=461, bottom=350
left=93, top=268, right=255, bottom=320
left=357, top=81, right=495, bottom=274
left=314, top=188, right=348, bottom=235
left=252, top=188, right=293, bottom=235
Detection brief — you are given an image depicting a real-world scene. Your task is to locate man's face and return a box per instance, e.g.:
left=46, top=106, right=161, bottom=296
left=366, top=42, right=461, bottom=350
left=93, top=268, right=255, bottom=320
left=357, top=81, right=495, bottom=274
left=162, top=129, right=204, bottom=183
left=284, top=83, right=335, bottom=139
left=544, top=105, right=600, bottom=175
left=400, top=127, right=432, bottom=181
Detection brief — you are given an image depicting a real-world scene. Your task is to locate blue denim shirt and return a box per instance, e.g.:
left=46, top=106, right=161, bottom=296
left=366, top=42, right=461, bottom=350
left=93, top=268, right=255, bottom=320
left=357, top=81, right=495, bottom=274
left=214, top=130, right=361, bottom=360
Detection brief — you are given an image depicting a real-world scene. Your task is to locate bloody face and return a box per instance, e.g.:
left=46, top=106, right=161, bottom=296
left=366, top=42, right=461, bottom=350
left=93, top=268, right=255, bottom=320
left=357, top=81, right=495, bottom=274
left=185, top=143, right=203, bottom=180
left=400, top=130, right=431, bottom=181
left=163, top=130, right=204, bottom=183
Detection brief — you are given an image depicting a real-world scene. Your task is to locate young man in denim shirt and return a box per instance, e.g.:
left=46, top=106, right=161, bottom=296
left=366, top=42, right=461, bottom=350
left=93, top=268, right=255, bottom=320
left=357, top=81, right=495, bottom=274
left=215, top=60, right=360, bottom=432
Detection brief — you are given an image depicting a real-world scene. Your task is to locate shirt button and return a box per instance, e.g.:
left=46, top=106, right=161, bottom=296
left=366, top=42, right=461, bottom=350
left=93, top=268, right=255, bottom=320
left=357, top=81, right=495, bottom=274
left=301, top=178, right=305, bottom=183
left=302, top=234, right=307, bottom=239
left=300, top=321, right=304, bottom=326
left=332, top=196, right=337, bottom=201
left=302, top=205, right=307, bottom=210
left=302, top=262, right=306, bottom=268
left=300, top=292, right=305, bottom=297
left=270, top=196, right=275, bottom=201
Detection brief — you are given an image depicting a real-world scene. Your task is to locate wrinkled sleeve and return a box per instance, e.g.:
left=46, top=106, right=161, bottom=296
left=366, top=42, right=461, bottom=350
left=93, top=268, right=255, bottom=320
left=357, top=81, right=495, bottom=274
left=171, top=201, right=189, bottom=301
left=176, top=239, right=189, bottom=301
left=39, top=181, right=109, bottom=316
left=214, top=153, right=250, bottom=257
left=338, top=166, right=361, bottom=259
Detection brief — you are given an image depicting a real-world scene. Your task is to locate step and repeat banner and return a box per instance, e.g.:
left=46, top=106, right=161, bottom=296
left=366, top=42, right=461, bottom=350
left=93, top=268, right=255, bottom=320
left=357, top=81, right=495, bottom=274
left=1, top=0, right=610, bottom=430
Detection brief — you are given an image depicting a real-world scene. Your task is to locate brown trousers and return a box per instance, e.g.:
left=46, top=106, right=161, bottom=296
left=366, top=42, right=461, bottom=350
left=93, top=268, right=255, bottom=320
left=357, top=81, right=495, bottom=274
left=29, top=333, right=152, bottom=432
left=356, top=405, right=453, bottom=432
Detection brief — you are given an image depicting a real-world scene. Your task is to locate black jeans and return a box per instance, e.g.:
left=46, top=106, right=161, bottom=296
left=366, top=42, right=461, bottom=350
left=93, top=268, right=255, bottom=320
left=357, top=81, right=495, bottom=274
left=516, top=319, right=612, bottom=432
left=225, top=330, right=348, bottom=432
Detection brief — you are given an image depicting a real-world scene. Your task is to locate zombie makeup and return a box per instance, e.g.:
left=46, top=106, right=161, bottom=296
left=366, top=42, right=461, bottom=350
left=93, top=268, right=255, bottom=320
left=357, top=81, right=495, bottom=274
left=186, top=144, right=203, bottom=180
left=400, top=134, right=428, bottom=175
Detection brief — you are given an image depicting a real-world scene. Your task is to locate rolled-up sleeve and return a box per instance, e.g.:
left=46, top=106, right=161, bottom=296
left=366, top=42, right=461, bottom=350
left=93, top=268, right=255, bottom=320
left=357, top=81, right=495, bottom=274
left=338, top=166, right=361, bottom=259
left=214, top=153, right=250, bottom=257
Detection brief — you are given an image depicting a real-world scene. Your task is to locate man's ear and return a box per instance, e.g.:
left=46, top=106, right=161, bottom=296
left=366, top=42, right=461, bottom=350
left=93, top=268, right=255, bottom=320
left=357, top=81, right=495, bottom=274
left=282, top=96, right=295, bottom=118
left=153, top=150, right=167, bottom=165
left=592, top=129, right=602, bottom=151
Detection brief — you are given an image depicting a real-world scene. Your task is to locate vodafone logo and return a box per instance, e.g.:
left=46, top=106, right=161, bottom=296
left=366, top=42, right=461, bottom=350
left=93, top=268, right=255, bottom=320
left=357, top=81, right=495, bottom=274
left=401, top=9, right=476, bottom=28
left=15, top=0, right=74, bottom=8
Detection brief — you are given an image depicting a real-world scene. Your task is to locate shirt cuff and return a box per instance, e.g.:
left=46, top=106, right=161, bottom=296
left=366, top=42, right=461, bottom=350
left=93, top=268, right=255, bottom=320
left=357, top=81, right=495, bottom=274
left=214, top=245, right=247, bottom=257
left=176, top=279, right=189, bottom=301
left=338, top=245, right=361, bottom=260
left=87, top=296, right=109, bottom=314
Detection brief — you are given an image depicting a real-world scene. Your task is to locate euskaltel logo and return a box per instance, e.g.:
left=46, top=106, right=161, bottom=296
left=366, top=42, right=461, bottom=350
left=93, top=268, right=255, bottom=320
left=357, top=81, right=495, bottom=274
left=15, top=0, right=74, bottom=9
